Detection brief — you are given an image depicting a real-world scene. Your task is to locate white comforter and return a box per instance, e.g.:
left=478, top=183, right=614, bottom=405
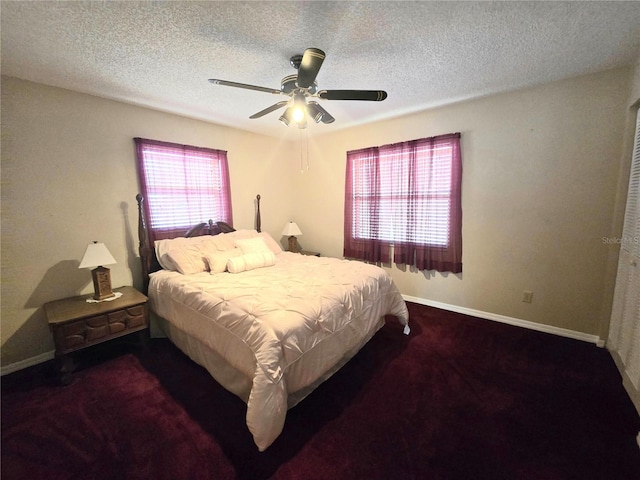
left=148, top=252, right=409, bottom=451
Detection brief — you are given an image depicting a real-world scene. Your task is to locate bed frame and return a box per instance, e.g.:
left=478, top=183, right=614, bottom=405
left=136, top=193, right=261, bottom=292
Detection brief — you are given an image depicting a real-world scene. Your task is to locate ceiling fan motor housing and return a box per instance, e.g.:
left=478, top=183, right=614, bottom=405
left=281, top=74, right=317, bottom=95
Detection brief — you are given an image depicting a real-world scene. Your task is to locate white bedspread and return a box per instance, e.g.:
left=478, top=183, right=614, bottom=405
left=148, top=252, right=409, bottom=451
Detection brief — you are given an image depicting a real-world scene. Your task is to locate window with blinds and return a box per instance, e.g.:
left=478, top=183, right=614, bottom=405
left=344, top=133, right=463, bottom=273
left=348, top=137, right=458, bottom=246
left=134, top=138, right=232, bottom=240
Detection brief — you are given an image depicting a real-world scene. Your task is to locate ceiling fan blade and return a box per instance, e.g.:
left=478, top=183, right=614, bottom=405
left=317, top=90, right=387, bottom=101
left=208, top=79, right=282, bottom=95
left=307, top=101, right=335, bottom=124
left=296, top=48, right=325, bottom=89
left=249, top=101, right=289, bottom=119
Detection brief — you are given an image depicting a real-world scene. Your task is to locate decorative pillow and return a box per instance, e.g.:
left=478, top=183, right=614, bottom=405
left=227, top=251, right=276, bottom=274
left=205, top=248, right=243, bottom=274
left=259, top=232, right=283, bottom=255
left=235, top=237, right=273, bottom=256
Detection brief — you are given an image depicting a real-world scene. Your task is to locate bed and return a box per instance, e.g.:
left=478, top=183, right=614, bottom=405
left=136, top=194, right=410, bottom=451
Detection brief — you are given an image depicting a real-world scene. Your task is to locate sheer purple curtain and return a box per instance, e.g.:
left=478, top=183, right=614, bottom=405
left=135, top=138, right=233, bottom=244
left=344, top=133, right=462, bottom=273
left=344, top=146, right=392, bottom=263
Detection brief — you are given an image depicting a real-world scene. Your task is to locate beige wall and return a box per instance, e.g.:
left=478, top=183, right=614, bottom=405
left=629, top=55, right=640, bottom=106
left=0, top=76, right=296, bottom=366
left=0, top=66, right=634, bottom=368
left=293, top=67, right=632, bottom=336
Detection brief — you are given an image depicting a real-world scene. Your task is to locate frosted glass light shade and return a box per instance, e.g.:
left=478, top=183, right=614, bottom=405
left=281, top=222, right=302, bottom=237
left=79, top=242, right=117, bottom=269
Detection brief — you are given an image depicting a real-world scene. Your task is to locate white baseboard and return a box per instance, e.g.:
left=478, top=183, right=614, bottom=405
left=1, top=350, right=55, bottom=376
left=403, top=295, right=603, bottom=345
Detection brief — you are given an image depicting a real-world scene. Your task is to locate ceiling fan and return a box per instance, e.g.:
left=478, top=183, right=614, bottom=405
left=208, top=48, right=387, bottom=128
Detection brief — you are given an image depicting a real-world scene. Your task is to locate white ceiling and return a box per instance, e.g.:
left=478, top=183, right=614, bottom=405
left=2, top=1, right=639, bottom=140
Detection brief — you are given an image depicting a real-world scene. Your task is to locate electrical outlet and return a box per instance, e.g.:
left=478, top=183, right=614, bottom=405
left=522, top=290, right=533, bottom=303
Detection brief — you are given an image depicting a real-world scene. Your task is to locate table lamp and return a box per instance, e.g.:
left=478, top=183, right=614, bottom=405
left=282, top=221, right=303, bottom=253
left=79, top=241, right=117, bottom=300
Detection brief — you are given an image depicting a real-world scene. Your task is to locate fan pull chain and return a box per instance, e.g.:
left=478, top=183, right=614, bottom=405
left=299, top=128, right=310, bottom=173
left=299, top=128, right=304, bottom=172
left=305, top=128, right=310, bottom=171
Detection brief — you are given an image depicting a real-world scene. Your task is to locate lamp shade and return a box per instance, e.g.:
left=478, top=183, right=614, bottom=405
left=281, top=221, right=302, bottom=236
left=79, top=242, right=117, bottom=269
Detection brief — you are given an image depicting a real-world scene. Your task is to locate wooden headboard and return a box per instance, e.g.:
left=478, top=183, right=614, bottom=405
left=136, top=193, right=261, bottom=293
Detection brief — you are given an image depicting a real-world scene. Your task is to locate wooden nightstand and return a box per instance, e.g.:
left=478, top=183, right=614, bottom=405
left=300, top=250, right=320, bottom=257
left=44, top=286, right=149, bottom=384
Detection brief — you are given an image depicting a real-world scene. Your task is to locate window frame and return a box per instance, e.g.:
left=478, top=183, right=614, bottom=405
left=134, top=137, right=233, bottom=242
left=344, top=133, right=462, bottom=273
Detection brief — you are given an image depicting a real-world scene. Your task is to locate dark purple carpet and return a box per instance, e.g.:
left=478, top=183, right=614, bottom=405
left=3, top=302, right=640, bottom=479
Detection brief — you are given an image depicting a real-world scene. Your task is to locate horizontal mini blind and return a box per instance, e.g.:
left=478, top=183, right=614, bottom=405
left=349, top=137, right=457, bottom=247
left=135, top=138, right=232, bottom=240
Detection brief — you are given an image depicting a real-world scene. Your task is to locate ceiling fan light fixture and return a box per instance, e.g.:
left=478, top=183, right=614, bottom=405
left=279, top=107, right=294, bottom=127
left=306, top=103, right=324, bottom=123
left=292, top=94, right=307, bottom=125
left=292, top=107, right=305, bottom=123
left=279, top=115, right=290, bottom=127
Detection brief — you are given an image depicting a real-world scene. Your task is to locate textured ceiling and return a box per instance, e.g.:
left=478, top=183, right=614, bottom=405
left=2, top=1, right=640, bottom=140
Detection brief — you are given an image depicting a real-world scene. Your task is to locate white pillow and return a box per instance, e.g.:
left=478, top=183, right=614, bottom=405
left=235, top=237, right=273, bottom=256
left=198, top=234, right=237, bottom=258
left=227, top=251, right=276, bottom=273
left=155, top=236, right=208, bottom=272
left=154, top=238, right=184, bottom=271
left=205, top=248, right=242, bottom=274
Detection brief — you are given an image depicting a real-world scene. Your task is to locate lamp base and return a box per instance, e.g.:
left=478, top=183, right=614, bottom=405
left=288, top=236, right=301, bottom=254
left=91, top=266, right=114, bottom=300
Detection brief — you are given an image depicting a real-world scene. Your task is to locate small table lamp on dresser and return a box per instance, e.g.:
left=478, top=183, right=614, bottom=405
left=282, top=221, right=303, bottom=253
left=79, top=241, right=117, bottom=300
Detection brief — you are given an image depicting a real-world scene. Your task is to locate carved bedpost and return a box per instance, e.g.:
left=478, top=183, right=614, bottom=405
left=256, top=194, right=261, bottom=233
left=136, top=194, right=152, bottom=294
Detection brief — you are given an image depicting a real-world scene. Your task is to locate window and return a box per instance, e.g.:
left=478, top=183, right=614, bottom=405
left=344, top=133, right=462, bottom=273
left=135, top=138, right=232, bottom=242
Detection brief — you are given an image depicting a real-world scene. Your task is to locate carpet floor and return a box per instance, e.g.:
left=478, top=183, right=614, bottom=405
left=2, top=302, right=640, bottom=479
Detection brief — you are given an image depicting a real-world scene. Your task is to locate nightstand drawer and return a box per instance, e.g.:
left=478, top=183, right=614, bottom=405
left=55, top=307, right=148, bottom=352
left=108, top=305, right=146, bottom=332
left=58, top=315, right=109, bottom=350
